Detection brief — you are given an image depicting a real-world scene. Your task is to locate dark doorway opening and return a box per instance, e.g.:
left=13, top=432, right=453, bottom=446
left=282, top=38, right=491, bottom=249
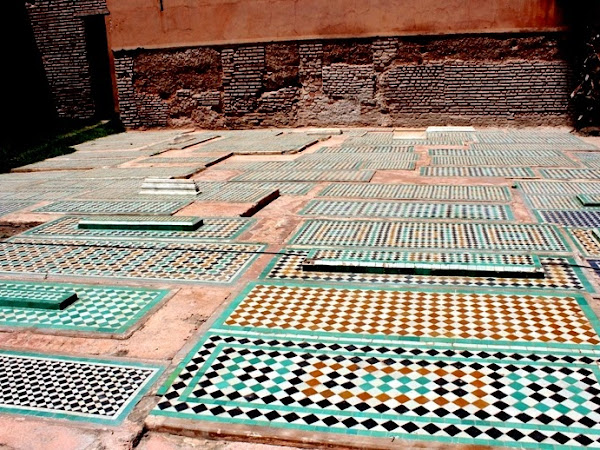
left=84, top=15, right=115, bottom=119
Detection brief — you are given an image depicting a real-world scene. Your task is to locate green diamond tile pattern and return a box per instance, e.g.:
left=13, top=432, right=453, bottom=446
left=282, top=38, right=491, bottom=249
left=265, top=249, right=588, bottom=292
left=0, top=280, right=169, bottom=334
left=525, top=195, right=588, bottom=210
left=0, top=350, right=163, bottom=424
left=517, top=181, right=600, bottom=195
left=19, top=216, right=253, bottom=242
left=540, top=169, right=600, bottom=179
left=231, top=170, right=374, bottom=182
left=290, top=219, right=569, bottom=252
left=299, top=200, right=513, bottom=221
left=431, top=155, right=576, bottom=167
left=15, top=157, right=138, bottom=172
left=0, top=238, right=264, bottom=284
left=0, top=201, right=34, bottom=218
left=318, top=184, right=511, bottom=202
left=34, top=200, right=190, bottom=215
left=316, top=145, right=415, bottom=154
left=194, top=133, right=317, bottom=154
left=420, top=167, right=535, bottom=178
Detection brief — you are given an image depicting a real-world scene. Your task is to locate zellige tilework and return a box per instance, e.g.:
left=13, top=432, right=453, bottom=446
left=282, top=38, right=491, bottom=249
left=319, top=184, right=511, bottom=202
left=421, top=167, right=536, bottom=178
left=525, top=195, right=586, bottom=210
left=0, top=239, right=264, bottom=284
left=570, top=228, right=600, bottom=257
left=535, top=210, right=600, bottom=228
left=291, top=220, right=569, bottom=252
left=34, top=200, right=191, bottom=215
left=264, top=250, right=591, bottom=292
left=540, top=169, right=600, bottom=180
left=0, top=350, right=162, bottom=424
left=432, top=155, right=576, bottom=167
left=19, top=216, right=254, bottom=242
left=300, top=200, right=513, bottom=221
left=231, top=170, right=374, bottom=182
left=0, top=280, right=169, bottom=334
left=517, top=181, right=600, bottom=196
left=0, top=201, right=34, bottom=218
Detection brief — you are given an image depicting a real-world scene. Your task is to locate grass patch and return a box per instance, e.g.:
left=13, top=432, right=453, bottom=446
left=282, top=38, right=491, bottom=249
left=0, top=119, right=124, bottom=173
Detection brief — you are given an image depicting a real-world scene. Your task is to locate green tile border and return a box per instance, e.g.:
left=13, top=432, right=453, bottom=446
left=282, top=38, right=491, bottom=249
left=0, top=349, right=164, bottom=425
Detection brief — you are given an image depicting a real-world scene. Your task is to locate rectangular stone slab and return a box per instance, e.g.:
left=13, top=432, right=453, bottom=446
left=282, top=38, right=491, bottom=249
left=78, top=216, right=204, bottom=231
left=578, top=194, right=600, bottom=207
left=0, top=289, right=77, bottom=310
left=302, top=249, right=544, bottom=278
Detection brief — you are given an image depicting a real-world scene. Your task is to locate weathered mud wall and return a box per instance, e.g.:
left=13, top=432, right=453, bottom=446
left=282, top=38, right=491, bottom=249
left=114, top=35, right=574, bottom=128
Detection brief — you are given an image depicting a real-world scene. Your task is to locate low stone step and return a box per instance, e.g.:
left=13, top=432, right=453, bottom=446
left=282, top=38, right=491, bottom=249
left=302, top=249, right=544, bottom=278
left=578, top=194, right=600, bottom=207
left=0, top=288, right=78, bottom=310
left=78, top=215, right=204, bottom=231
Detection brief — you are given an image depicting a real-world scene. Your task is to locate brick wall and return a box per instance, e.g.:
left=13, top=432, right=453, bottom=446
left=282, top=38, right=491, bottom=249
left=114, top=35, right=575, bottom=128
left=26, top=0, right=108, bottom=119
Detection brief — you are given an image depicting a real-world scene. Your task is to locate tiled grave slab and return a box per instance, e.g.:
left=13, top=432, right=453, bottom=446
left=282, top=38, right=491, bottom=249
left=0, top=350, right=162, bottom=424
left=14, top=157, right=137, bottom=172
left=66, top=167, right=203, bottom=180
left=0, top=280, right=169, bottom=334
left=525, top=195, right=585, bottom=210
left=298, top=153, right=417, bottom=163
left=302, top=249, right=542, bottom=277
left=137, top=156, right=229, bottom=165
left=220, top=282, right=600, bottom=346
left=195, top=133, right=317, bottom=154
left=356, top=160, right=416, bottom=170
left=421, top=167, right=536, bottom=178
left=0, top=239, right=264, bottom=284
left=517, top=181, right=600, bottom=195
left=78, top=216, right=203, bottom=231
left=72, top=130, right=188, bottom=152
left=196, top=185, right=279, bottom=203
left=20, top=216, right=253, bottom=242
left=0, top=190, right=82, bottom=201
left=430, top=148, right=566, bottom=157
left=231, top=182, right=315, bottom=195
left=291, top=220, right=569, bottom=252
left=316, top=145, right=414, bottom=154
left=300, top=200, right=512, bottom=221
left=139, top=178, right=198, bottom=196
left=426, top=130, right=474, bottom=143
left=588, top=260, right=600, bottom=284
left=214, top=160, right=362, bottom=171
left=231, top=170, right=374, bottom=183
left=570, top=228, right=600, bottom=257
left=0, top=201, right=34, bottom=217
left=472, top=133, right=597, bottom=148
left=264, top=250, right=591, bottom=292
left=540, top=169, right=600, bottom=179
left=579, top=194, right=600, bottom=206
left=432, top=155, right=576, bottom=167
left=0, top=288, right=77, bottom=310
left=34, top=200, right=190, bottom=215
left=584, top=159, right=600, bottom=170
left=153, top=333, right=600, bottom=448
left=536, top=210, right=600, bottom=227
left=319, top=184, right=511, bottom=202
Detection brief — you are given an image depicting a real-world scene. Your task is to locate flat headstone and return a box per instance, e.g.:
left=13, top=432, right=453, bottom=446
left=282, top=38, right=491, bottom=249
left=78, top=215, right=204, bottom=231
left=0, top=289, right=78, bottom=310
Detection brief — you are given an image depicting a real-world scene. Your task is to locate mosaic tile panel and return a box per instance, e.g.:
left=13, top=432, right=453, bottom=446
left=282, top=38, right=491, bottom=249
left=570, top=228, right=600, bottom=257
left=587, top=260, right=600, bottom=283
left=0, top=350, right=162, bottom=424
left=19, top=216, right=253, bottom=242
left=214, top=160, right=363, bottom=171
left=356, top=160, right=416, bottom=170
left=536, top=210, right=600, bottom=228
left=231, top=170, right=374, bottom=182
left=578, top=194, right=600, bottom=206
left=300, top=200, right=513, bottom=221
left=525, top=195, right=585, bottom=210
left=540, top=169, right=600, bottom=180
left=0, top=201, right=34, bottom=217
left=138, top=155, right=230, bottom=166
left=232, top=182, right=315, bottom=195
left=426, top=130, right=474, bottom=143
left=15, top=157, right=137, bottom=171
left=219, top=282, right=600, bottom=346
left=0, top=287, right=77, bottom=310
left=318, top=184, right=511, bottom=202
left=77, top=215, right=203, bottom=231
left=291, top=220, right=569, bottom=252
left=0, top=239, right=264, bottom=284
left=0, top=280, right=169, bottom=334
left=303, top=248, right=542, bottom=276
left=472, top=134, right=597, bottom=149
left=0, top=190, right=82, bottom=201
left=430, top=148, right=565, bottom=158
left=66, top=167, right=203, bottom=180
left=34, top=200, right=190, bottom=215
left=264, top=250, right=590, bottom=292
left=420, top=167, right=536, bottom=178
left=72, top=130, right=187, bottom=152
left=316, top=145, right=415, bottom=154
left=299, top=153, right=417, bottom=162
left=517, top=181, right=600, bottom=196
left=432, top=155, right=576, bottom=167
left=196, top=185, right=278, bottom=203
left=153, top=333, right=600, bottom=448
left=195, top=133, right=317, bottom=154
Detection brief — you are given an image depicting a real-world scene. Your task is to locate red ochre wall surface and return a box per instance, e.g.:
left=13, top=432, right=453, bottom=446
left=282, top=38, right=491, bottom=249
left=106, top=0, right=566, bottom=50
